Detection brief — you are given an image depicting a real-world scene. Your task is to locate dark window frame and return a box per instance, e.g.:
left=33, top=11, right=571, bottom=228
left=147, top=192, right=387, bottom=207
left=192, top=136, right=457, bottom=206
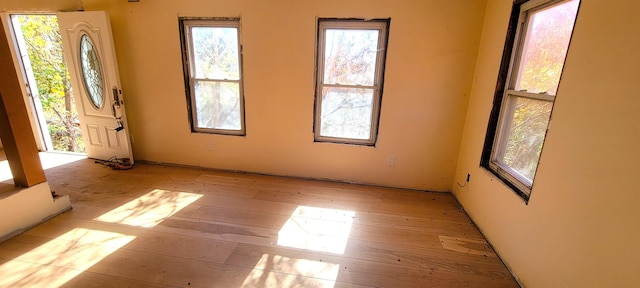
left=312, top=18, right=391, bottom=146
left=179, top=17, right=246, bottom=136
left=480, top=0, right=580, bottom=202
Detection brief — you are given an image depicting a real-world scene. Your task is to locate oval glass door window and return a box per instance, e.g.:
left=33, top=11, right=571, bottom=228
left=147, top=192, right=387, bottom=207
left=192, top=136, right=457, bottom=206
left=79, top=34, right=104, bottom=109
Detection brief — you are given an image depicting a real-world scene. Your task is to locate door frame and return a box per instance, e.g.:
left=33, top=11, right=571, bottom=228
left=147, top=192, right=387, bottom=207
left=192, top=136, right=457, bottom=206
left=0, top=13, right=53, bottom=152
left=57, top=11, right=133, bottom=162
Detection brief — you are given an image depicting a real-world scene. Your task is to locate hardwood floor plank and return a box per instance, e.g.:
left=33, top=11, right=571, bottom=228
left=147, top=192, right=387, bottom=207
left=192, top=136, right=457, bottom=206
left=188, top=206, right=290, bottom=230
left=225, top=243, right=518, bottom=288
left=348, top=223, right=443, bottom=249
left=0, top=259, right=114, bottom=288
left=343, top=239, right=513, bottom=279
left=14, top=220, right=238, bottom=264
left=60, top=272, right=180, bottom=288
left=253, top=188, right=469, bottom=221
left=351, top=211, right=482, bottom=238
left=86, top=248, right=335, bottom=288
left=0, top=154, right=518, bottom=287
left=156, top=217, right=279, bottom=247
left=188, top=194, right=299, bottom=216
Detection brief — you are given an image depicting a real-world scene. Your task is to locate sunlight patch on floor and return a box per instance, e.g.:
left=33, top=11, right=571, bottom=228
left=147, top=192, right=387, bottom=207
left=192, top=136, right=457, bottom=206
left=94, top=189, right=203, bottom=228
left=0, top=228, right=135, bottom=288
left=0, top=160, right=11, bottom=182
left=277, top=206, right=355, bottom=254
left=241, top=254, right=339, bottom=288
left=38, top=152, right=87, bottom=170
left=0, top=152, right=87, bottom=182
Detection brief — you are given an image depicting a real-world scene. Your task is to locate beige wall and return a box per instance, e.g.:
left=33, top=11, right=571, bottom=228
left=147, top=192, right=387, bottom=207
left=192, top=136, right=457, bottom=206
left=453, top=0, right=640, bottom=287
left=0, top=182, right=71, bottom=242
left=80, top=0, right=486, bottom=191
left=0, top=0, right=82, bottom=12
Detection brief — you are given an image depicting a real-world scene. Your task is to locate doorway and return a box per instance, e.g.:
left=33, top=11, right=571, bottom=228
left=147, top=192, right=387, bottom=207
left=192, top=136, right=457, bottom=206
left=10, top=14, right=85, bottom=153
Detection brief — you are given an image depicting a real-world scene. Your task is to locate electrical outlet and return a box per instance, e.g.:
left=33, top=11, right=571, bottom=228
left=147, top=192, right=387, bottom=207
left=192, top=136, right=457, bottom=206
left=467, top=173, right=471, bottom=182
left=387, top=156, right=395, bottom=166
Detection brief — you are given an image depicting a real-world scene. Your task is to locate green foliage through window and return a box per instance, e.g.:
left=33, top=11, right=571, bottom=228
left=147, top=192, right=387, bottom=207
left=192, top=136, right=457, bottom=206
left=314, top=19, right=389, bottom=145
left=483, top=0, right=580, bottom=199
left=16, top=15, right=84, bottom=153
left=181, top=19, right=245, bottom=135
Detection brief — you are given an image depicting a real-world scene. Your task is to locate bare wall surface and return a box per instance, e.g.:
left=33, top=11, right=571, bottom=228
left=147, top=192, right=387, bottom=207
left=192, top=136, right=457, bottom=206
left=0, top=0, right=82, bottom=12
left=453, top=0, right=640, bottom=287
left=82, top=0, right=486, bottom=191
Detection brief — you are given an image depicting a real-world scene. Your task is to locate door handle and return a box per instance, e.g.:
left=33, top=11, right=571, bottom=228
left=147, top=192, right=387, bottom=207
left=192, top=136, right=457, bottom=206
left=112, top=86, right=124, bottom=131
left=111, top=100, right=119, bottom=118
left=112, top=86, right=121, bottom=107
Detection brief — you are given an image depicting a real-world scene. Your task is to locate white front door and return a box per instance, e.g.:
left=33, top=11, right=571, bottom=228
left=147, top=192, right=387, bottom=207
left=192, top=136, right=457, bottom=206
left=57, top=11, right=133, bottom=163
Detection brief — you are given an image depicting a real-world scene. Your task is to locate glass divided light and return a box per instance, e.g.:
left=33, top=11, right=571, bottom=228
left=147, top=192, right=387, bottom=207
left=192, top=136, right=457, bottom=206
left=513, top=0, right=580, bottom=95
left=323, top=29, right=378, bottom=86
left=320, top=87, right=374, bottom=140
left=316, top=22, right=387, bottom=144
left=501, top=97, right=553, bottom=180
left=189, top=25, right=243, bottom=132
left=490, top=0, right=580, bottom=194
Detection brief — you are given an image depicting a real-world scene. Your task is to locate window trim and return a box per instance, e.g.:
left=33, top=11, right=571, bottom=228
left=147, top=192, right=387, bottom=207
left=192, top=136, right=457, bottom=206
left=313, top=18, right=390, bottom=146
left=481, top=0, right=580, bottom=201
left=179, top=17, right=246, bottom=136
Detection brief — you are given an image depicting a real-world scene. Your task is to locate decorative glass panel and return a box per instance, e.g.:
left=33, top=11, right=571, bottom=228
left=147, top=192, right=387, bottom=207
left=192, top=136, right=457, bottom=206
left=320, top=87, right=374, bottom=140
left=79, top=34, right=104, bottom=109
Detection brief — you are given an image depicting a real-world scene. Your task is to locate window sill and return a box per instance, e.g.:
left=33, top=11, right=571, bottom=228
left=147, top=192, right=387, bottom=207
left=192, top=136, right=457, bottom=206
left=313, top=137, right=376, bottom=147
left=191, top=129, right=246, bottom=137
left=480, top=164, right=531, bottom=204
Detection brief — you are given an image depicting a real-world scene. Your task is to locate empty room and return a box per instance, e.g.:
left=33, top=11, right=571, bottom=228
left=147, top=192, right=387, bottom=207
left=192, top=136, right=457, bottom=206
left=0, top=0, right=638, bottom=287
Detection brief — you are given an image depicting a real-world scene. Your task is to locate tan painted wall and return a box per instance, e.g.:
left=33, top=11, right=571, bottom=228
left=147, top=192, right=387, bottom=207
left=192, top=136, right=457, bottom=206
left=0, top=0, right=82, bottom=12
left=453, top=0, right=640, bottom=287
left=80, top=0, right=486, bottom=191
left=0, top=182, right=71, bottom=242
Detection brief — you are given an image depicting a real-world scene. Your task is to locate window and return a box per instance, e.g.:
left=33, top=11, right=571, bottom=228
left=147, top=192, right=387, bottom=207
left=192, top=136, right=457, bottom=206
left=314, top=19, right=390, bottom=145
left=482, top=0, right=580, bottom=200
left=180, top=19, right=245, bottom=135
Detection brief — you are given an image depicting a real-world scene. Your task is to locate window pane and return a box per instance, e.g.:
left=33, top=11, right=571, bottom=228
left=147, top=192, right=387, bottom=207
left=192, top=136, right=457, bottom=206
left=500, top=97, right=552, bottom=181
left=320, top=87, right=374, bottom=140
left=194, top=80, right=241, bottom=130
left=513, top=0, right=579, bottom=95
left=323, top=29, right=379, bottom=86
left=191, top=27, right=239, bottom=80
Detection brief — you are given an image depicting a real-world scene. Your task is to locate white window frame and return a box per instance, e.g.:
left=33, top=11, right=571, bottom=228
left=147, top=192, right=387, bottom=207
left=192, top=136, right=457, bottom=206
left=180, top=18, right=245, bottom=135
left=314, top=19, right=389, bottom=145
left=486, top=0, right=579, bottom=199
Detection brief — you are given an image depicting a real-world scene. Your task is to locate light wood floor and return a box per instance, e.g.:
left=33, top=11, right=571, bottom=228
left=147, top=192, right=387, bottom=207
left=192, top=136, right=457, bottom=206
left=0, top=153, right=519, bottom=287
